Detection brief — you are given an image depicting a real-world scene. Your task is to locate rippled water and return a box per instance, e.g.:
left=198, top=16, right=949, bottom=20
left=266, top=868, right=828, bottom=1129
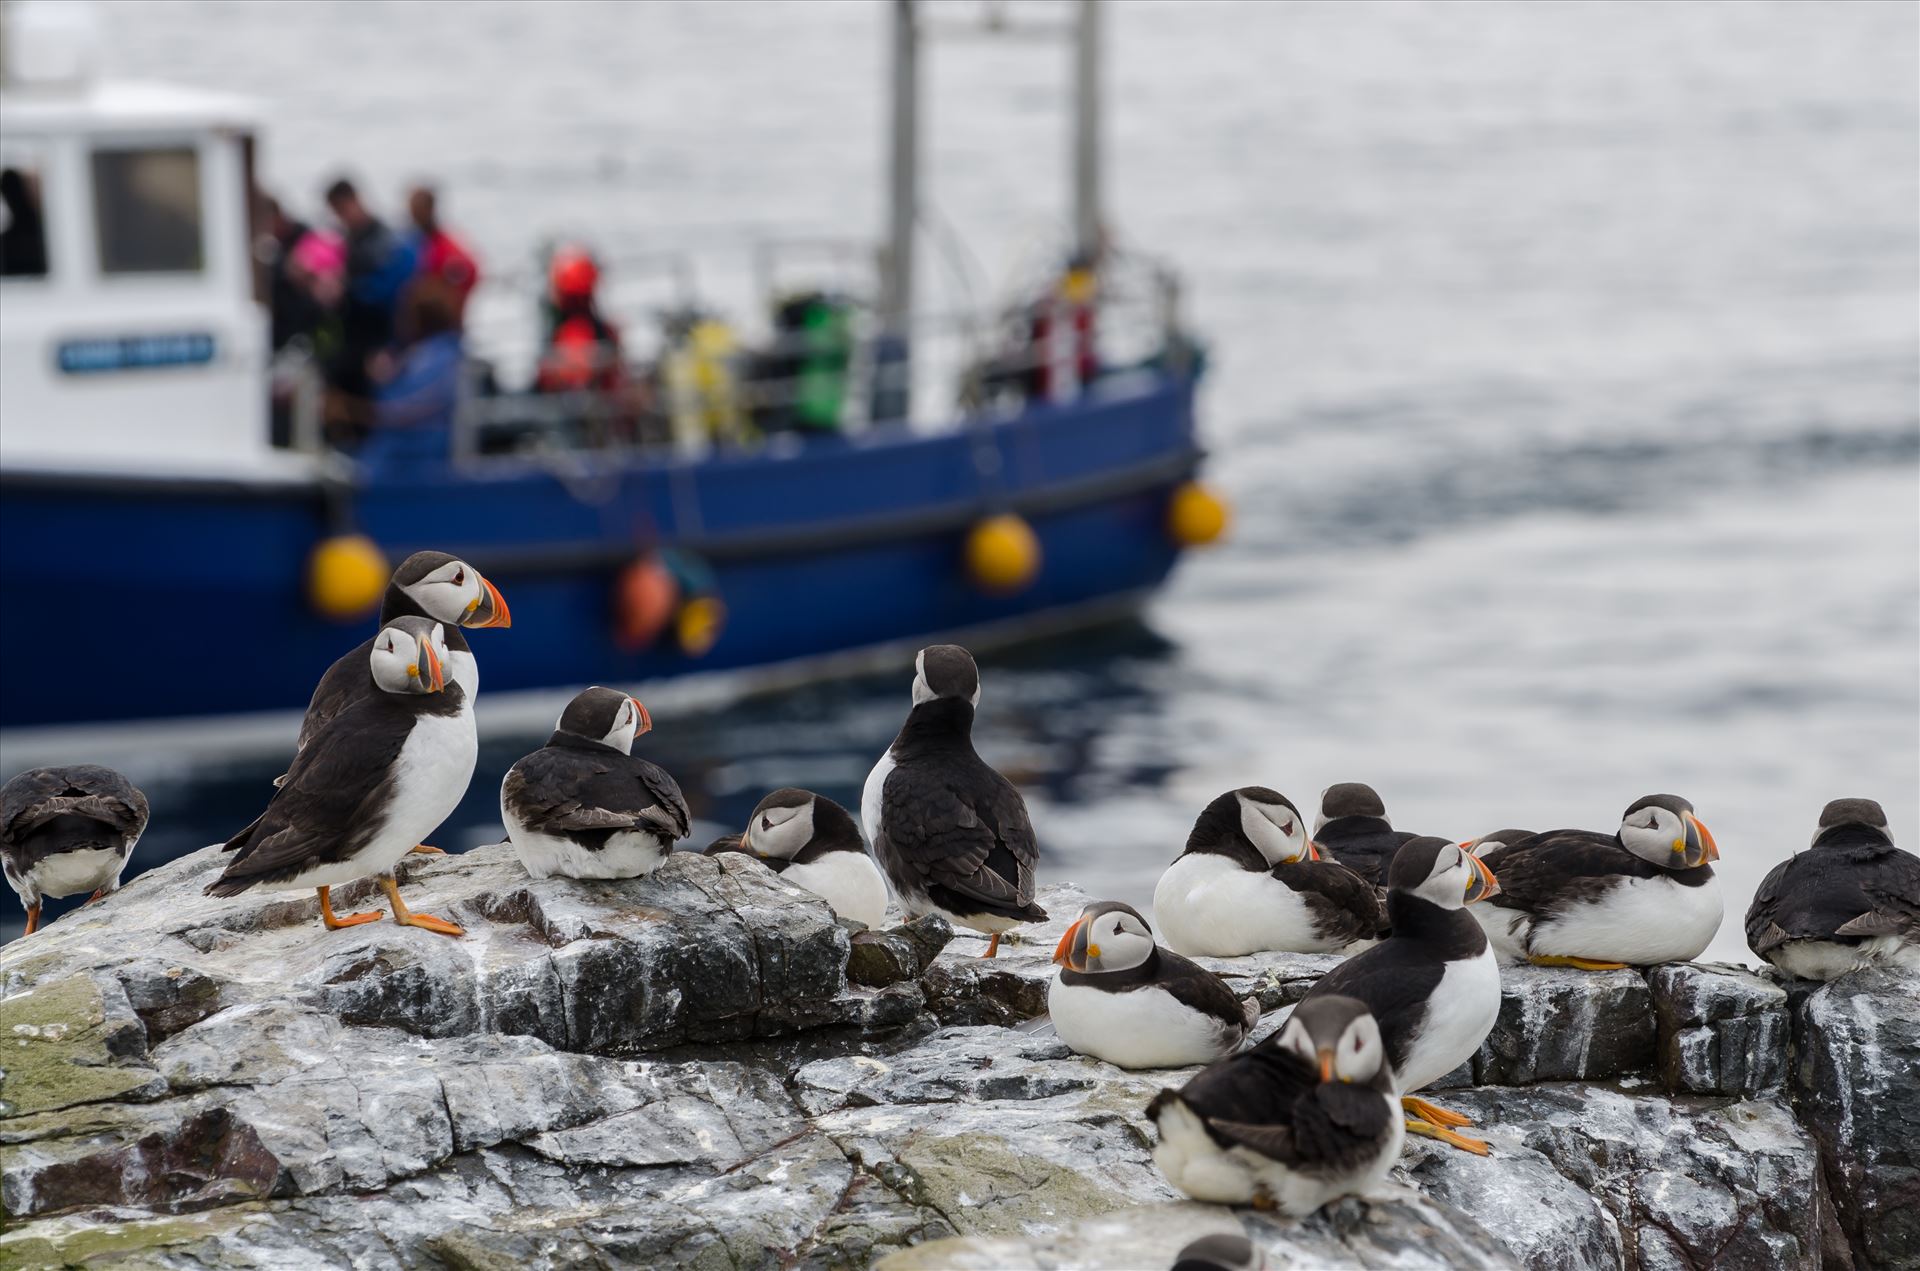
left=4, top=0, right=1916, bottom=957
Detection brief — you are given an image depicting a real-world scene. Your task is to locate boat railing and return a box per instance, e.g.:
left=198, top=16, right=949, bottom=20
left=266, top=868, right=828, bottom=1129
left=442, top=249, right=1191, bottom=471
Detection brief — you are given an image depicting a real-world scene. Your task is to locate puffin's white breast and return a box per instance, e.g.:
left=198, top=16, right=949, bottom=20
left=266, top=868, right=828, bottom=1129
left=1048, top=975, right=1243, bottom=1069
left=24, top=846, right=126, bottom=900
left=781, top=852, right=890, bottom=929
left=1152, top=853, right=1335, bottom=956
left=860, top=749, right=894, bottom=848
left=1396, top=944, right=1500, bottom=1093
left=1530, top=872, right=1723, bottom=965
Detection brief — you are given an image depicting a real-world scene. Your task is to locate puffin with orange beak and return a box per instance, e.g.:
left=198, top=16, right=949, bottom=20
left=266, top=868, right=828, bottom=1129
left=1147, top=994, right=1402, bottom=1214
left=705, top=789, right=889, bottom=929
left=1047, top=900, right=1259, bottom=1069
left=1152, top=788, right=1385, bottom=957
left=1473, top=794, right=1723, bottom=971
left=501, top=686, right=689, bottom=880
left=209, top=617, right=473, bottom=937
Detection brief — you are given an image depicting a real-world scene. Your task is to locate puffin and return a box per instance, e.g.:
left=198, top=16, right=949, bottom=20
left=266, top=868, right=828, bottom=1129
left=1172, top=1234, right=1267, bottom=1271
left=208, top=617, right=473, bottom=936
left=501, top=687, right=689, bottom=880
left=1746, top=798, right=1920, bottom=981
left=2, top=766, right=149, bottom=937
left=1153, top=788, right=1384, bottom=957
left=705, top=788, right=888, bottom=928
left=1313, top=782, right=1422, bottom=891
left=1048, top=900, right=1260, bottom=1069
left=861, top=644, right=1046, bottom=957
left=1298, top=838, right=1501, bottom=1154
left=1473, top=794, right=1721, bottom=970
left=1146, top=994, right=1403, bottom=1214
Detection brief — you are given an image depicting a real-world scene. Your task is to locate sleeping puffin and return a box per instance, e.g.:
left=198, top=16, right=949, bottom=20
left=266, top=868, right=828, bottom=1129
left=862, top=644, right=1046, bottom=957
left=1, top=766, right=149, bottom=937
left=208, top=617, right=473, bottom=936
left=1313, top=782, right=1422, bottom=891
left=705, top=789, right=888, bottom=928
left=1153, top=788, right=1384, bottom=956
left=1746, top=798, right=1920, bottom=981
left=501, top=687, right=689, bottom=880
left=1048, top=900, right=1259, bottom=1069
left=1146, top=994, right=1403, bottom=1214
left=1299, top=838, right=1501, bottom=1154
left=1473, top=794, right=1721, bottom=970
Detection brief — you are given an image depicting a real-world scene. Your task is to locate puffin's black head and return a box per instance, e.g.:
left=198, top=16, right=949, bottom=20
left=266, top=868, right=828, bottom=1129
left=556, top=686, right=650, bottom=754
left=1618, top=794, right=1719, bottom=870
left=1185, top=787, right=1316, bottom=866
left=1052, top=899, right=1155, bottom=973
left=739, top=788, right=862, bottom=860
left=1316, top=781, right=1389, bottom=834
left=368, top=616, right=449, bottom=695
left=1387, top=836, right=1498, bottom=910
left=1171, top=1232, right=1268, bottom=1271
left=910, top=644, right=980, bottom=708
left=390, top=550, right=511, bottom=630
left=1813, top=798, right=1892, bottom=847
left=1275, top=994, right=1389, bottom=1087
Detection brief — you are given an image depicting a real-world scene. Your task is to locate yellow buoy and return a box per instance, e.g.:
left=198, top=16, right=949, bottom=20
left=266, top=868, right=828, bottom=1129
left=677, top=595, right=727, bottom=658
left=966, top=513, right=1042, bottom=595
left=307, top=534, right=390, bottom=622
left=1167, top=481, right=1230, bottom=548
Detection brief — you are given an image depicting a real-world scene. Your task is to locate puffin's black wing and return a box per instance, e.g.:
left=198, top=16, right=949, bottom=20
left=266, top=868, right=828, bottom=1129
left=284, top=638, right=379, bottom=781
left=1247, top=1083, right=1395, bottom=1172
left=1149, top=950, right=1259, bottom=1031
left=1319, top=822, right=1419, bottom=889
left=1272, top=859, right=1389, bottom=942
left=1148, top=1045, right=1317, bottom=1156
left=1305, top=942, right=1444, bottom=1074
left=209, top=697, right=415, bottom=893
left=880, top=762, right=1041, bottom=916
left=504, top=749, right=690, bottom=842
left=1479, top=830, right=1653, bottom=916
left=1747, top=842, right=1920, bottom=952
left=1, top=766, right=148, bottom=846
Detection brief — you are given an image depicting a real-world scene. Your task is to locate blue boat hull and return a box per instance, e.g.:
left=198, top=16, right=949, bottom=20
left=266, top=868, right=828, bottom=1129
left=0, top=374, right=1200, bottom=727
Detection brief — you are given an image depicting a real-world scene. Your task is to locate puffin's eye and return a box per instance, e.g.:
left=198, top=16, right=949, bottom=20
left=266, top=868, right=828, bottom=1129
left=453, top=567, right=466, bottom=586
left=1351, top=1034, right=1364, bottom=1052
left=761, top=816, right=772, bottom=830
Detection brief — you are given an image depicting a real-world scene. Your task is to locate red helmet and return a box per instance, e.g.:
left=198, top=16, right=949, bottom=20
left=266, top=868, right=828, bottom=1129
left=550, top=249, right=599, bottom=303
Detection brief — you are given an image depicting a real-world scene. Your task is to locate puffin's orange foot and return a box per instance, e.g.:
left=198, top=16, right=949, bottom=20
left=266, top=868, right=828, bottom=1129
left=23, top=904, right=42, bottom=936
left=982, top=932, right=1001, bottom=958
left=396, top=912, right=465, bottom=937
left=408, top=844, right=446, bottom=856
left=318, top=886, right=382, bottom=930
left=1530, top=954, right=1629, bottom=972
left=1249, top=1188, right=1276, bottom=1211
left=85, top=888, right=109, bottom=904
left=1406, top=1118, right=1491, bottom=1155
left=1403, top=1095, right=1474, bottom=1128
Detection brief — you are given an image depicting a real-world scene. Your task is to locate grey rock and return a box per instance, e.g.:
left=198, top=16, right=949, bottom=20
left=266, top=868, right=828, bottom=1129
left=1791, top=968, right=1920, bottom=1270
left=1473, top=965, right=1656, bottom=1086
left=849, top=913, right=954, bottom=987
left=1649, top=962, right=1790, bottom=1098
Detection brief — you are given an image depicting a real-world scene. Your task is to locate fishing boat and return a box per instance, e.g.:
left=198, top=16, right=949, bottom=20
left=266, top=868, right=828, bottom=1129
left=0, top=0, right=1223, bottom=730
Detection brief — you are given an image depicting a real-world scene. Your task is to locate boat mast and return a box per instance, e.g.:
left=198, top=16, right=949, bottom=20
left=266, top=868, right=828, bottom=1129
left=1071, top=0, right=1102, bottom=262
left=881, top=0, right=919, bottom=342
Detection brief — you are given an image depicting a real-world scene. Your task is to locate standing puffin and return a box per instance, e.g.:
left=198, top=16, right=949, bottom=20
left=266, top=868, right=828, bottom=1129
left=1153, top=788, right=1384, bottom=956
left=1313, top=782, right=1422, bottom=891
left=501, top=687, right=689, bottom=880
left=1146, top=994, right=1403, bottom=1214
left=706, top=789, right=888, bottom=928
left=1746, top=798, right=1920, bottom=981
left=2, top=766, right=149, bottom=937
left=209, top=617, right=473, bottom=936
left=1049, top=900, right=1259, bottom=1069
left=1473, top=794, right=1721, bottom=970
left=1298, top=838, right=1501, bottom=1154
left=862, top=644, right=1046, bottom=957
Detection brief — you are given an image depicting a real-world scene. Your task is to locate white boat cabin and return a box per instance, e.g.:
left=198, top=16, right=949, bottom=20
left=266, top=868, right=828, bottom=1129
left=0, top=4, right=288, bottom=479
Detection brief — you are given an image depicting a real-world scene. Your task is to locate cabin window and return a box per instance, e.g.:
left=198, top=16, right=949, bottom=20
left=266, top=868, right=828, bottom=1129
left=91, top=146, right=204, bottom=275
left=0, top=162, right=50, bottom=279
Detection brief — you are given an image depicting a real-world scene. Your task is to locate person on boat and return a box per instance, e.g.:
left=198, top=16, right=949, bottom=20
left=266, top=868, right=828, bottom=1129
left=0, top=167, right=48, bottom=278
left=1029, top=250, right=1100, bottom=401
left=405, top=184, right=480, bottom=325
left=535, top=246, right=624, bottom=396
left=257, top=194, right=337, bottom=353
left=363, top=280, right=464, bottom=472
left=324, top=177, right=417, bottom=397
